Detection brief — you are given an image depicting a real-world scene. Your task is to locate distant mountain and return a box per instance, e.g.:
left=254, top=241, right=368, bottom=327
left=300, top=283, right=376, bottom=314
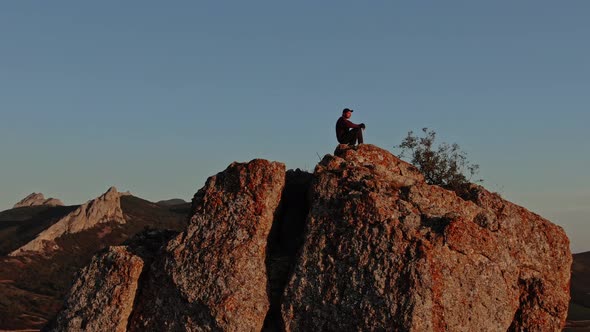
left=567, top=251, right=590, bottom=329
left=0, top=187, right=190, bottom=330
left=0, top=205, right=77, bottom=255
left=13, top=193, right=64, bottom=208
left=571, top=251, right=590, bottom=307
left=156, top=198, right=187, bottom=206
left=10, top=187, right=127, bottom=256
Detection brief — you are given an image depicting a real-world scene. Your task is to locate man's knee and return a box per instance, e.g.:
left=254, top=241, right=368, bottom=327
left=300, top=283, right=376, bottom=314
left=355, top=128, right=364, bottom=143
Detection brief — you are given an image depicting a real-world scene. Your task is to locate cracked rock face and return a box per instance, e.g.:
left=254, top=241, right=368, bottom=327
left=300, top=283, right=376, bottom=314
left=281, top=144, right=571, bottom=331
left=49, top=246, right=144, bottom=332
left=48, top=146, right=571, bottom=332
left=128, top=159, right=286, bottom=331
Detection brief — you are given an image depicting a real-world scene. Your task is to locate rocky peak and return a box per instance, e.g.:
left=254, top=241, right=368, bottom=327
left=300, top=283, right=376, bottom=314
left=49, top=145, right=571, bottom=331
left=282, top=144, right=571, bottom=331
left=10, top=186, right=127, bottom=256
left=13, top=193, right=64, bottom=208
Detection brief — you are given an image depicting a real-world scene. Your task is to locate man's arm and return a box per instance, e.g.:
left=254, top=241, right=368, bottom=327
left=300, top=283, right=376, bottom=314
left=342, top=119, right=362, bottom=129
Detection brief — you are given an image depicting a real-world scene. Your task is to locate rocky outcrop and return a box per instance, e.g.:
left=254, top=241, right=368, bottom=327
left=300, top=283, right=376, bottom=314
left=128, top=159, right=286, bottom=331
left=10, top=187, right=126, bottom=256
left=281, top=144, right=571, bottom=331
left=48, top=246, right=144, bottom=332
left=47, top=229, right=179, bottom=332
left=49, top=145, right=571, bottom=332
left=13, top=193, right=64, bottom=208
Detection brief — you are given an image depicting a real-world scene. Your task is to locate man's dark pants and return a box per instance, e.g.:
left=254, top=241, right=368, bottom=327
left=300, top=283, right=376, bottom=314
left=338, top=128, right=364, bottom=145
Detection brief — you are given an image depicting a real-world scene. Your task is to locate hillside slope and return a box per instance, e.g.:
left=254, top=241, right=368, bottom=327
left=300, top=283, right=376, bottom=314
left=0, top=191, right=190, bottom=330
left=571, top=251, right=590, bottom=308
left=0, top=205, right=78, bottom=255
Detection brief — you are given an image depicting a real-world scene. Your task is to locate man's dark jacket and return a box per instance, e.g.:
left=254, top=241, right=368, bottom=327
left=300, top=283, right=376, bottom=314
left=336, top=117, right=363, bottom=143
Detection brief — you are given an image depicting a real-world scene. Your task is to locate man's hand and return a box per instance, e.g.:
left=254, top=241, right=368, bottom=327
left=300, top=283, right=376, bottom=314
left=360, top=123, right=366, bottom=129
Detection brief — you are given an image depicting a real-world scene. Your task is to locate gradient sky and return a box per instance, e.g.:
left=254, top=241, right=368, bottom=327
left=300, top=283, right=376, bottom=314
left=1, top=1, right=588, bottom=252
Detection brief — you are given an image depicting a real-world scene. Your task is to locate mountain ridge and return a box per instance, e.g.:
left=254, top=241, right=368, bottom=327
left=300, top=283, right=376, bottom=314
left=13, top=193, right=64, bottom=209
left=10, top=187, right=128, bottom=256
left=0, top=190, right=190, bottom=329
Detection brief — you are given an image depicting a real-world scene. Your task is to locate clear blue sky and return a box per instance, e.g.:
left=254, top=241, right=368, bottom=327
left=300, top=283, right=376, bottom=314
left=1, top=1, right=588, bottom=252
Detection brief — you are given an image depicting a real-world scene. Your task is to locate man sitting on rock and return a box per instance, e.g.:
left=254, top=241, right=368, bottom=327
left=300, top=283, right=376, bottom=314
left=336, top=108, right=365, bottom=145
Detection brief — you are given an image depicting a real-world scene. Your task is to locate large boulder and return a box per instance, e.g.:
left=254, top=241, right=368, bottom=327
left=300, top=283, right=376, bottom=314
left=128, top=159, right=286, bottom=331
left=46, top=229, right=179, bottom=332
left=48, top=246, right=144, bottom=332
left=281, top=144, right=571, bottom=331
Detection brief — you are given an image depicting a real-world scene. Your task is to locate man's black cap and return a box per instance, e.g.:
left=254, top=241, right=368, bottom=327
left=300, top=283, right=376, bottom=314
left=342, top=108, right=354, bottom=113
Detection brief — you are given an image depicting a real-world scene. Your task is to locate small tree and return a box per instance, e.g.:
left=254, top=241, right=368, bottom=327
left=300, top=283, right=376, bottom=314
left=396, top=128, right=481, bottom=195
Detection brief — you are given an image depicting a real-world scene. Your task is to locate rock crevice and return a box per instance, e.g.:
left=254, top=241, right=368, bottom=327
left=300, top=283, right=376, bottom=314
left=263, top=169, right=313, bottom=331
